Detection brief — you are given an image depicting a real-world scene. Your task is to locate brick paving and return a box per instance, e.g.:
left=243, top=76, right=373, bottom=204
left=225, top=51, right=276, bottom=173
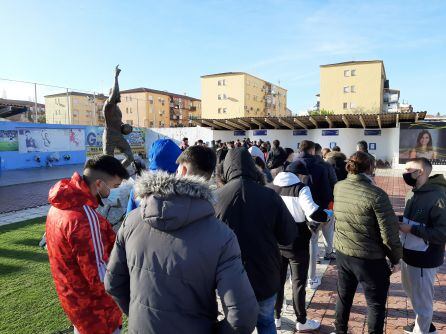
left=304, top=174, right=446, bottom=334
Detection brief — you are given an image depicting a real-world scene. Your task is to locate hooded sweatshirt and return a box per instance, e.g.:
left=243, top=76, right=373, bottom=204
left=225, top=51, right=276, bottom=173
left=295, top=152, right=333, bottom=209
left=45, top=172, right=121, bottom=334
left=214, top=148, right=297, bottom=301
left=105, top=172, right=258, bottom=334
left=402, top=174, right=446, bottom=268
left=269, top=172, right=329, bottom=256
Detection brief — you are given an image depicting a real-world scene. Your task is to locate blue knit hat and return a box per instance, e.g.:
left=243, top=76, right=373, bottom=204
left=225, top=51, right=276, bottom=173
left=148, top=139, right=182, bottom=173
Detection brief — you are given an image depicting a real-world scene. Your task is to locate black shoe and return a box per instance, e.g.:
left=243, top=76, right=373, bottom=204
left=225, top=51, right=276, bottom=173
left=404, top=322, right=437, bottom=334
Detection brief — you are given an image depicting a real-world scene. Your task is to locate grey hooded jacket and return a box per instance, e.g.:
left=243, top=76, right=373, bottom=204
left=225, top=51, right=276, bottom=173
left=104, top=172, right=258, bottom=334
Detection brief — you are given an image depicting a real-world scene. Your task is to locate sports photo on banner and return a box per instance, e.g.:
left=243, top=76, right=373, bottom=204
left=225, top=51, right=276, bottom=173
left=17, top=128, right=85, bottom=153
left=0, top=130, right=19, bottom=151
left=399, top=122, right=446, bottom=164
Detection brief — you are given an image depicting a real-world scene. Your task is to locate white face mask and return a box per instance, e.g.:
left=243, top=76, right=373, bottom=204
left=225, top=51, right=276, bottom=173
left=102, top=188, right=120, bottom=207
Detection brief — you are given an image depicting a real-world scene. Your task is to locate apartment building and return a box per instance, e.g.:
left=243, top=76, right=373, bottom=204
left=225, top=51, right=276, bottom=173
left=45, top=92, right=107, bottom=125
left=119, top=88, right=201, bottom=128
left=201, top=72, right=288, bottom=119
left=319, top=60, right=400, bottom=114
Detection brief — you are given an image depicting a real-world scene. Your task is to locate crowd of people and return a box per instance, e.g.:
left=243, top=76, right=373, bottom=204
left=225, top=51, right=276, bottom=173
left=44, top=136, right=446, bottom=334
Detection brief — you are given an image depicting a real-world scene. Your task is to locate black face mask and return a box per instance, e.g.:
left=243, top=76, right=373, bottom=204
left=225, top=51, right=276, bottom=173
left=403, top=171, right=418, bottom=187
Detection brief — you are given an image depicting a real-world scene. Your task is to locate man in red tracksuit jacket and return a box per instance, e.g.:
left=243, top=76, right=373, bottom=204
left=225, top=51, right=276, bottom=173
left=46, top=155, right=129, bottom=334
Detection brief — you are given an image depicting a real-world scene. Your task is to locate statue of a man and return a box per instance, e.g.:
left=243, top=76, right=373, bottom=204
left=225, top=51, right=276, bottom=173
left=102, top=65, right=134, bottom=168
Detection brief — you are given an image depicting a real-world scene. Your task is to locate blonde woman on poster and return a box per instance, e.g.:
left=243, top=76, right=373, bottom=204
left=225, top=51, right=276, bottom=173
left=409, top=130, right=437, bottom=159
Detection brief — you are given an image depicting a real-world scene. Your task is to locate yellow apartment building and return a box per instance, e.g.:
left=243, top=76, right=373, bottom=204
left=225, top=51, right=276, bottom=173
left=319, top=60, right=399, bottom=114
left=45, top=92, right=107, bottom=125
left=119, top=88, right=201, bottom=128
left=201, top=72, right=288, bottom=119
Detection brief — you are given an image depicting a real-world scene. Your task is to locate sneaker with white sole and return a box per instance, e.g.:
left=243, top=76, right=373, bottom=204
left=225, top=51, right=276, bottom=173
left=403, top=322, right=437, bottom=334
left=307, top=277, right=321, bottom=290
left=275, top=317, right=281, bottom=329
left=296, top=319, right=321, bottom=332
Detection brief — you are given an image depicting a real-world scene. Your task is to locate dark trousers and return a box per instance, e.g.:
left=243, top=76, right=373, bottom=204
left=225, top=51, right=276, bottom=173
left=274, top=248, right=309, bottom=324
left=335, top=252, right=391, bottom=334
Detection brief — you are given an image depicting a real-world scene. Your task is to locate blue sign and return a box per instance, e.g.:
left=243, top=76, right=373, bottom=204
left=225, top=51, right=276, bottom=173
left=253, top=129, right=267, bottom=136
left=364, top=129, right=381, bottom=136
left=233, top=130, right=246, bottom=136
left=293, top=129, right=308, bottom=136
left=329, top=142, right=337, bottom=149
left=322, top=130, right=339, bottom=136
left=369, top=143, right=377, bottom=150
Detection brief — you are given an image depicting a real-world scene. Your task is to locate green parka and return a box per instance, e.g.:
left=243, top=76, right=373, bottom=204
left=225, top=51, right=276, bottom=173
left=333, top=173, right=402, bottom=264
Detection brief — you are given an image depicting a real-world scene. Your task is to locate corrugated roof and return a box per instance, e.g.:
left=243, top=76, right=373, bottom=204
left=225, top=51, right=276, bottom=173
left=0, top=98, right=45, bottom=109
left=120, top=88, right=200, bottom=101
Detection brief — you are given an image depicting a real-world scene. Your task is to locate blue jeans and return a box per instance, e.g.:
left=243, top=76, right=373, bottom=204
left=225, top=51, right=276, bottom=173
left=257, top=294, right=277, bottom=334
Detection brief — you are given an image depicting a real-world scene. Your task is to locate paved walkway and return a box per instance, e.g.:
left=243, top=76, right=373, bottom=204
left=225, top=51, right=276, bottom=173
left=0, top=163, right=83, bottom=187
left=0, top=169, right=444, bottom=333
left=0, top=164, right=82, bottom=213
left=302, top=173, right=446, bottom=334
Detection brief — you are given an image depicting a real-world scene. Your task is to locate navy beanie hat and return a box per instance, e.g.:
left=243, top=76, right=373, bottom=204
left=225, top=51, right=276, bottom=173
left=149, top=139, right=182, bottom=173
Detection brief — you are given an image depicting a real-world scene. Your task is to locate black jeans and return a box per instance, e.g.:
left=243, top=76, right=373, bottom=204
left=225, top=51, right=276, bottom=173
left=335, top=252, right=391, bottom=334
left=274, top=248, right=309, bottom=324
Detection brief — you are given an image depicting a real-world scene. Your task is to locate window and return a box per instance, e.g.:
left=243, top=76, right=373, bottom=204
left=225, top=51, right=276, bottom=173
left=344, top=70, right=350, bottom=77
left=223, top=108, right=227, bottom=113
left=218, top=80, right=222, bottom=86
left=223, top=94, right=227, bottom=100
left=350, top=102, right=356, bottom=108
left=351, top=85, right=356, bottom=93
left=222, top=79, right=226, bottom=86
left=126, top=107, right=129, bottom=114
left=343, top=102, right=348, bottom=109
left=343, top=86, right=350, bottom=93
left=149, top=96, right=153, bottom=104
left=218, top=108, right=222, bottom=113
left=351, top=69, right=356, bottom=76
left=218, top=94, right=221, bottom=100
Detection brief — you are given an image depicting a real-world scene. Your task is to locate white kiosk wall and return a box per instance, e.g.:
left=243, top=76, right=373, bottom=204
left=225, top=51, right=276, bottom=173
left=146, top=127, right=400, bottom=162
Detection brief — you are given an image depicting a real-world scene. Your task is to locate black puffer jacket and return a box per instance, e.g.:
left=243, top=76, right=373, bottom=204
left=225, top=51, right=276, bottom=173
left=266, top=146, right=287, bottom=169
left=295, top=152, right=333, bottom=209
left=105, top=172, right=258, bottom=334
left=214, top=148, right=297, bottom=301
left=326, top=151, right=347, bottom=181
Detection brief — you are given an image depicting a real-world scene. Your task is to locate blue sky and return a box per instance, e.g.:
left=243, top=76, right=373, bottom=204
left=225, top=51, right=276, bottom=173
left=1, top=0, right=445, bottom=114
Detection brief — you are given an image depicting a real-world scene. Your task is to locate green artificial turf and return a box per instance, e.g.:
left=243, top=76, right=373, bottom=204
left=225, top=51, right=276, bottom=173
left=0, top=218, right=71, bottom=334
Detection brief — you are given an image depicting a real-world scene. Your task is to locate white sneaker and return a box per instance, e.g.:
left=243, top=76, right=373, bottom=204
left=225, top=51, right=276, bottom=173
left=296, top=319, right=321, bottom=332
left=275, top=317, right=281, bottom=329
left=307, top=277, right=321, bottom=290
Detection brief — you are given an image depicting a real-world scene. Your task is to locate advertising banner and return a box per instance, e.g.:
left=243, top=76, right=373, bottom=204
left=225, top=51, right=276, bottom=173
left=85, top=126, right=146, bottom=158
left=322, top=130, right=339, bottom=136
left=0, top=130, right=18, bottom=151
left=293, top=129, right=308, bottom=136
left=17, top=128, right=85, bottom=153
left=399, top=122, right=446, bottom=164
left=234, top=130, right=246, bottom=136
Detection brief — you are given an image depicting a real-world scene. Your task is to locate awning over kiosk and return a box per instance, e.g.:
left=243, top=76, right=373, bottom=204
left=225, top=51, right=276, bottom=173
left=191, top=112, right=426, bottom=130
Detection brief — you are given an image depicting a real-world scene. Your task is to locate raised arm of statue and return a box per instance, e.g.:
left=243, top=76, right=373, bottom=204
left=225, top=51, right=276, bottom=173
left=108, top=65, right=121, bottom=104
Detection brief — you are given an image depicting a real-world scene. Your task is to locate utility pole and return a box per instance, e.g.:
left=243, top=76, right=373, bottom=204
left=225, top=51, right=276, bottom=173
left=136, top=97, right=140, bottom=127
left=66, top=88, right=70, bottom=124
left=93, top=92, right=96, bottom=126
left=34, top=83, right=38, bottom=123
